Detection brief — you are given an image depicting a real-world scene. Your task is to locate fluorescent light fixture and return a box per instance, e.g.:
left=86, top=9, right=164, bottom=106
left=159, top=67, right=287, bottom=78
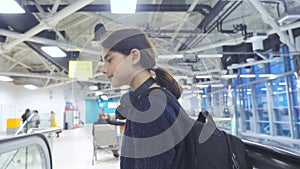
left=195, top=75, right=211, bottom=79
left=158, top=55, right=184, bottom=59
left=211, top=84, right=224, bottom=88
left=95, top=91, right=104, bottom=96
left=240, top=74, right=256, bottom=78
left=100, top=95, right=108, bottom=100
left=110, top=0, right=137, bottom=14
left=221, top=74, right=237, bottom=78
left=197, top=54, right=223, bottom=58
left=278, top=82, right=287, bottom=86
left=41, top=46, right=66, bottom=57
left=24, top=84, right=38, bottom=90
left=0, top=0, right=25, bottom=13
left=196, top=84, right=209, bottom=88
left=0, top=76, right=13, bottom=82
left=261, top=88, right=267, bottom=91
left=89, top=85, right=98, bottom=91
left=258, top=74, right=277, bottom=79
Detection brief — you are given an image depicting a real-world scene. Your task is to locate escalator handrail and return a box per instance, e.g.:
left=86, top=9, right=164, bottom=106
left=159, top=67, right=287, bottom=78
left=243, top=139, right=300, bottom=166
left=0, top=133, right=52, bottom=169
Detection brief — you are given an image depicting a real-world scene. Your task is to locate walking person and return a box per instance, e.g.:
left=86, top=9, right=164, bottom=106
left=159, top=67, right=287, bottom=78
left=49, top=110, right=61, bottom=137
left=21, top=108, right=31, bottom=133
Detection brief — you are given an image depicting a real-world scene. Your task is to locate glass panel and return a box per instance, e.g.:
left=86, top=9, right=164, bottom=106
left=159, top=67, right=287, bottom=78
left=0, top=144, right=46, bottom=169
left=254, top=82, right=269, bottom=134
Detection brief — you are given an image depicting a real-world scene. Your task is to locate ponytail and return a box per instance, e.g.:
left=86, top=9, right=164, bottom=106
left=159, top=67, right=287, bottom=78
left=153, top=67, right=182, bottom=99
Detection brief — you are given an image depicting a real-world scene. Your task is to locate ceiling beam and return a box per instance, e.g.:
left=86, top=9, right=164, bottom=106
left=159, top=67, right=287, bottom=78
left=248, top=0, right=296, bottom=51
left=0, top=0, right=95, bottom=54
left=0, top=29, right=101, bottom=55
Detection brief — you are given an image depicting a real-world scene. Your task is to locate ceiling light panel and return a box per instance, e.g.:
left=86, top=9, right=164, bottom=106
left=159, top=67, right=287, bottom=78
left=0, top=0, right=25, bottom=13
left=41, top=46, right=66, bottom=57
left=110, top=0, right=137, bottom=14
left=0, top=76, right=13, bottom=82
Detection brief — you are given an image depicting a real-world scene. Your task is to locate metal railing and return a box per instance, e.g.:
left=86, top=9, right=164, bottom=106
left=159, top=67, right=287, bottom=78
left=244, top=140, right=300, bottom=169
left=0, top=128, right=58, bottom=169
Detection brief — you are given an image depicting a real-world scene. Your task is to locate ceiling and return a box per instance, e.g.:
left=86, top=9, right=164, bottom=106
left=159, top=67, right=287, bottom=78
left=0, top=0, right=300, bottom=96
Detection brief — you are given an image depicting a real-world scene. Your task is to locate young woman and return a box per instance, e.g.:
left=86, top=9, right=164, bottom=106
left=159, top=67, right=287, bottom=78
left=101, top=28, right=189, bottom=169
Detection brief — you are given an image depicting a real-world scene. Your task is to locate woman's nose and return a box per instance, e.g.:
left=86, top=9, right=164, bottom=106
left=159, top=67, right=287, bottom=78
left=101, top=63, right=107, bottom=74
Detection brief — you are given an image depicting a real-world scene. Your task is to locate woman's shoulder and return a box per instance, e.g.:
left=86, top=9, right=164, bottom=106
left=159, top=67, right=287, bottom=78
left=137, top=87, right=178, bottom=112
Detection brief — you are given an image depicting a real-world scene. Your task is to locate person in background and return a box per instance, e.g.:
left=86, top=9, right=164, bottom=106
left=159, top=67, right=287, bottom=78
left=93, top=109, right=109, bottom=125
left=49, top=110, right=57, bottom=127
left=94, top=108, right=125, bottom=125
left=21, top=108, right=31, bottom=133
left=101, top=28, right=186, bottom=169
left=49, top=110, right=61, bottom=137
left=31, top=110, right=41, bottom=128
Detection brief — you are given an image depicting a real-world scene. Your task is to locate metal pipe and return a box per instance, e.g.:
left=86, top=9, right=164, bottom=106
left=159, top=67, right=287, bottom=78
left=0, top=53, right=31, bottom=69
left=268, top=21, right=300, bottom=35
left=227, top=57, right=280, bottom=69
left=170, top=0, right=202, bottom=43
left=186, top=36, right=245, bottom=53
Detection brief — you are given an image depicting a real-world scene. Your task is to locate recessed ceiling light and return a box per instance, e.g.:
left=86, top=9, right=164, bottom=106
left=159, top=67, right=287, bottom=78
left=24, top=84, right=38, bottom=90
left=0, top=76, right=13, bottom=82
left=0, top=0, right=25, bottom=14
left=41, top=46, right=66, bottom=57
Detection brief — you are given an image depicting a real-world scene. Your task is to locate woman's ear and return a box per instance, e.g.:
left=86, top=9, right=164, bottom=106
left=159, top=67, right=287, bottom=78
left=130, top=48, right=141, bottom=65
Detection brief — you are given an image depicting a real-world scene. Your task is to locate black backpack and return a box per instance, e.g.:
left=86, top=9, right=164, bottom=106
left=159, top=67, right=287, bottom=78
left=160, top=88, right=253, bottom=169
left=119, top=87, right=252, bottom=169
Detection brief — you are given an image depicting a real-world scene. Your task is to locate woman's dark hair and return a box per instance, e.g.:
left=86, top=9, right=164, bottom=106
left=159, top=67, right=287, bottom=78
left=101, top=28, right=182, bottom=98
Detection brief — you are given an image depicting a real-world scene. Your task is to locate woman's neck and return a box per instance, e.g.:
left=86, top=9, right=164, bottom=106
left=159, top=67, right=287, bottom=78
left=130, top=70, right=152, bottom=90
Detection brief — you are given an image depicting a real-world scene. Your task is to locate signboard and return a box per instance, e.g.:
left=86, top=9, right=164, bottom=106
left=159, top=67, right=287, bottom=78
left=68, top=60, right=93, bottom=78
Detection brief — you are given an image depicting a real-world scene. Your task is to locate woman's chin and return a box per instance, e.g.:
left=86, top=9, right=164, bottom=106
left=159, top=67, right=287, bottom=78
left=111, top=79, right=125, bottom=88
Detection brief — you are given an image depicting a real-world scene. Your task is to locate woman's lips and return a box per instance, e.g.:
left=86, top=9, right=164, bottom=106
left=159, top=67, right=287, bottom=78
left=107, top=75, right=113, bottom=80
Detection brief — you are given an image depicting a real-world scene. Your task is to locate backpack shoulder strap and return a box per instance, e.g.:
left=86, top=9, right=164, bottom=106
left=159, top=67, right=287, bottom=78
left=223, top=131, right=240, bottom=169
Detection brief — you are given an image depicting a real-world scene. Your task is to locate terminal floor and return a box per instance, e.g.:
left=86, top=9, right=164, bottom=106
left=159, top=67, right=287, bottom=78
left=52, top=126, right=120, bottom=169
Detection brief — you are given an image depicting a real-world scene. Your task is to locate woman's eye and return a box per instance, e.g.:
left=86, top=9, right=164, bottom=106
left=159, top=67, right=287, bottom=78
left=106, top=58, right=112, bottom=63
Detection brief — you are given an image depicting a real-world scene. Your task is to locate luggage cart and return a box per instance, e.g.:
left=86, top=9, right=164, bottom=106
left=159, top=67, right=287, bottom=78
left=92, top=124, right=120, bottom=165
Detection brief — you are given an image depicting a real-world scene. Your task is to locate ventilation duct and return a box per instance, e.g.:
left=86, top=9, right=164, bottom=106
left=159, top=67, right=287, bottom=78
left=293, top=28, right=300, bottom=51
left=278, top=7, right=300, bottom=25
left=222, top=43, right=254, bottom=69
left=246, top=33, right=268, bottom=51
left=262, top=34, right=281, bottom=53
left=92, top=23, right=106, bottom=47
